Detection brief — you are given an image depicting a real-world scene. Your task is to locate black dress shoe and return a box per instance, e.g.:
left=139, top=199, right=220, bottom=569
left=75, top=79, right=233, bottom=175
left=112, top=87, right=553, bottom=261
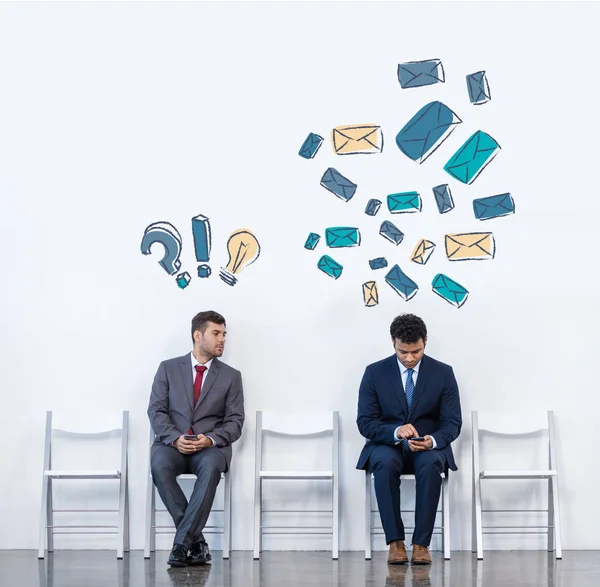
left=188, top=541, right=211, bottom=566
left=167, top=543, right=188, bottom=567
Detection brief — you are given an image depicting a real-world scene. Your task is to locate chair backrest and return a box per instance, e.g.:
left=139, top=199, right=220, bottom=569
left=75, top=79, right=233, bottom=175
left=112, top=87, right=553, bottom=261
left=255, top=410, right=339, bottom=473
left=472, top=410, right=558, bottom=471
left=43, top=410, right=129, bottom=472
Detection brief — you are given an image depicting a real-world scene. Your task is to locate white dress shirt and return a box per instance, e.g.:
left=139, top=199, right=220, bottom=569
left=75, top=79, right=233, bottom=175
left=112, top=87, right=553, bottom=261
left=394, top=358, right=437, bottom=449
left=190, top=352, right=215, bottom=446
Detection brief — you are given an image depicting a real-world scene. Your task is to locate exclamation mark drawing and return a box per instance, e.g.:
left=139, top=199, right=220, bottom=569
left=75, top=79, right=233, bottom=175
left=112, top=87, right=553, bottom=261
left=192, top=214, right=212, bottom=278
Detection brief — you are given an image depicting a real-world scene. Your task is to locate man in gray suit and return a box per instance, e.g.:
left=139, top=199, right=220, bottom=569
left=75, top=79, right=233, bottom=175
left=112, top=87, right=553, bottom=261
left=148, top=310, right=245, bottom=567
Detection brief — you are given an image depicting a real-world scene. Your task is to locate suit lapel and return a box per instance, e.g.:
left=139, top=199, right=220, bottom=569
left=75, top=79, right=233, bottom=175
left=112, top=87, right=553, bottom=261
left=409, top=355, right=431, bottom=419
left=387, top=355, right=409, bottom=416
left=179, top=355, right=195, bottom=411
left=194, top=358, right=221, bottom=412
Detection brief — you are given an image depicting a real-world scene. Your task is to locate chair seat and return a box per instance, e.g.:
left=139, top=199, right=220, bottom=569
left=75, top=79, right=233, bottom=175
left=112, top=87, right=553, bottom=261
left=480, top=469, right=557, bottom=479
left=44, top=469, right=121, bottom=479
left=260, top=470, right=333, bottom=479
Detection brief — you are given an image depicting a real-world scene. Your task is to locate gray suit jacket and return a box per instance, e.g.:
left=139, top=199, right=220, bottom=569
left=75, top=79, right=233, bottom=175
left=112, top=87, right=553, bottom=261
left=147, top=354, right=245, bottom=468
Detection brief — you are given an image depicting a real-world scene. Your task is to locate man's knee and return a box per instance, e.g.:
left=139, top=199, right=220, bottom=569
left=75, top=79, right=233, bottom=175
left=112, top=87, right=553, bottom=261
left=192, top=448, right=226, bottom=478
left=369, top=445, right=403, bottom=475
left=413, top=452, right=444, bottom=477
left=151, top=448, right=179, bottom=482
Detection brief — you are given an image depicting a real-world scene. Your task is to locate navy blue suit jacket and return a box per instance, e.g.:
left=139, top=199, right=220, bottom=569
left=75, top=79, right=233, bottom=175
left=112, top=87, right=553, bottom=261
left=356, top=354, right=462, bottom=471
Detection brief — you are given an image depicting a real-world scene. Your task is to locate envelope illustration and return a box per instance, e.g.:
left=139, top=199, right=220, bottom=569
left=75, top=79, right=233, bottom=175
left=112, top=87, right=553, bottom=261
left=317, top=255, right=343, bottom=280
left=445, top=233, right=495, bottom=261
left=467, top=71, right=491, bottom=105
left=320, top=168, right=357, bottom=202
left=332, top=125, right=383, bottom=155
left=444, top=130, right=500, bottom=184
left=365, top=198, right=382, bottom=216
left=362, top=281, right=379, bottom=307
left=388, top=192, right=422, bottom=214
left=411, top=239, right=436, bottom=265
left=432, top=184, right=454, bottom=214
left=325, top=227, right=361, bottom=248
left=299, top=132, right=324, bottom=159
left=398, top=59, right=445, bottom=89
left=432, top=274, right=469, bottom=308
left=385, top=265, right=419, bottom=301
left=304, top=232, right=320, bottom=250
left=473, top=193, right=515, bottom=220
left=379, top=221, right=404, bottom=245
left=396, top=101, right=462, bottom=164
left=369, top=257, right=388, bottom=270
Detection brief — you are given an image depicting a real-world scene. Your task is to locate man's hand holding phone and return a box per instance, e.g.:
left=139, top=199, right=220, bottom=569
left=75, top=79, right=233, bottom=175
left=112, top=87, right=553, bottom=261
left=174, top=434, right=213, bottom=454
left=408, top=435, right=433, bottom=452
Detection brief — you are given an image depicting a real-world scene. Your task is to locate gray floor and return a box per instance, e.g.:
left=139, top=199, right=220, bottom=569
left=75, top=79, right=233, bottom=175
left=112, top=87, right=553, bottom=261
left=2, top=550, right=598, bottom=587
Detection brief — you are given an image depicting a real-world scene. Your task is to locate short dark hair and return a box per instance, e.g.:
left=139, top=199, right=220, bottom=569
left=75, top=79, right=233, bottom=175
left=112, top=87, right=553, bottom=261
left=390, top=314, right=427, bottom=343
left=191, top=310, right=226, bottom=342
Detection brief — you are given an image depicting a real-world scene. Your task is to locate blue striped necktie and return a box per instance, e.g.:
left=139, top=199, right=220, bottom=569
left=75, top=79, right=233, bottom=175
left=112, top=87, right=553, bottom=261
left=402, top=369, right=415, bottom=453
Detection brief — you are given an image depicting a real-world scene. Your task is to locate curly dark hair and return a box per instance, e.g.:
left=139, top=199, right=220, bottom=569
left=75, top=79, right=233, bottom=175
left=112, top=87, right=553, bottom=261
left=390, top=314, right=427, bottom=343
left=191, top=310, right=226, bottom=342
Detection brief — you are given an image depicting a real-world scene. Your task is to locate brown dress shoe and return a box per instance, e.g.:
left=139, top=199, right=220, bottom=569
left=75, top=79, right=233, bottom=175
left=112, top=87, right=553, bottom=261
left=410, top=544, right=432, bottom=565
left=388, top=540, right=408, bottom=565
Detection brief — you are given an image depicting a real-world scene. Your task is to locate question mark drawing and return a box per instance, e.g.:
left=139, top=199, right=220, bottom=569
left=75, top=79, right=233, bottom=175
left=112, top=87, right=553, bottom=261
left=141, top=222, right=191, bottom=289
left=191, top=214, right=212, bottom=278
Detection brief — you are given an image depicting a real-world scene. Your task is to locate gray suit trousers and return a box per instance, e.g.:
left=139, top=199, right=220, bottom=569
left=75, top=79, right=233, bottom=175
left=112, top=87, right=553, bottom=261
left=151, top=444, right=227, bottom=548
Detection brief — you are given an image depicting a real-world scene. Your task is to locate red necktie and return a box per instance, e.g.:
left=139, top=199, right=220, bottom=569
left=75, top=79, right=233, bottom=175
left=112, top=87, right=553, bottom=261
left=188, top=365, right=208, bottom=435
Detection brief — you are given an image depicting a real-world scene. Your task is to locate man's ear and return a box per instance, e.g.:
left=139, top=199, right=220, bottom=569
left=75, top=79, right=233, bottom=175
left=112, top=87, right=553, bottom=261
left=423, top=335, right=428, bottom=347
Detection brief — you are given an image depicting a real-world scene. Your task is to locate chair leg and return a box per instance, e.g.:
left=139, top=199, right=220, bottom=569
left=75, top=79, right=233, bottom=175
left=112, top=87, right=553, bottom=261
left=223, top=473, right=231, bottom=559
left=47, top=480, right=54, bottom=553
left=253, top=478, right=261, bottom=559
left=475, top=477, right=483, bottom=560
left=38, top=476, right=49, bottom=559
left=332, top=474, right=339, bottom=560
left=117, top=472, right=126, bottom=559
left=551, top=476, right=562, bottom=559
left=365, top=472, right=372, bottom=560
left=548, top=477, right=555, bottom=553
left=472, top=474, right=477, bottom=554
left=442, top=475, right=450, bottom=560
left=144, top=477, right=155, bottom=559
left=124, top=474, right=130, bottom=553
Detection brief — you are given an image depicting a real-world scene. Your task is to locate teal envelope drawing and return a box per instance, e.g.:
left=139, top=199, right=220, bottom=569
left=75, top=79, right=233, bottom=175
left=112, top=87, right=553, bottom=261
left=317, top=255, right=343, bottom=279
left=325, top=227, right=361, bottom=248
left=387, top=192, right=422, bottom=214
left=431, top=274, right=469, bottom=308
left=444, top=131, right=500, bottom=184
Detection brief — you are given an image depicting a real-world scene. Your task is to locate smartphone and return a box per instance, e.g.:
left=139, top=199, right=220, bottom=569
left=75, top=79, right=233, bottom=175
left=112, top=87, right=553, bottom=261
left=410, top=436, right=426, bottom=442
left=183, top=434, right=198, bottom=440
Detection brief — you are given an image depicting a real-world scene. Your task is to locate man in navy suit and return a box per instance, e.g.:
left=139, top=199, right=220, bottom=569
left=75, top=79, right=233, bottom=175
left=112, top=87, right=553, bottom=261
left=357, top=314, right=462, bottom=565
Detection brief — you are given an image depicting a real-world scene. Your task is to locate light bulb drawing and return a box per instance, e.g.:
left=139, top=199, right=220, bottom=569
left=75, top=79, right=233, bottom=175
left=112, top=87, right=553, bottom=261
left=219, top=229, right=261, bottom=286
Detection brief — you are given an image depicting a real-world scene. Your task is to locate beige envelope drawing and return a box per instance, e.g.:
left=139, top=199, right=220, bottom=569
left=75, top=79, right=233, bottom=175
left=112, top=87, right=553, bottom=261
left=445, top=232, right=495, bottom=261
left=411, top=239, right=436, bottom=265
left=362, top=281, right=379, bottom=307
left=332, top=124, right=383, bottom=155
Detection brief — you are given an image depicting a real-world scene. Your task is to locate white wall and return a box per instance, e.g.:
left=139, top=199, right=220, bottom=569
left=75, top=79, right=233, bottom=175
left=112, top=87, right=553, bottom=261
left=1, top=1, right=599, bottom=551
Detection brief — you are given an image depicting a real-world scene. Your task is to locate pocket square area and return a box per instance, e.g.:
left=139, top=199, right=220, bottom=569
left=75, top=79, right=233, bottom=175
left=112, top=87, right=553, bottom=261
left=398, top=59, right=445, bottom=89
left=325, top=227, right=361, bottom=248
left=332, top=125, right=383, bottom=155
left=445, top=233, right=495, bottom=261
left=387, top=192, right=422, bottom=214
left=473, top=193, right=515, bottom=220
left=444, top=130, right=500, bottom=184
left=396, top=101, right=462, bottom=164
left=432, top=274, right=469, bottom=308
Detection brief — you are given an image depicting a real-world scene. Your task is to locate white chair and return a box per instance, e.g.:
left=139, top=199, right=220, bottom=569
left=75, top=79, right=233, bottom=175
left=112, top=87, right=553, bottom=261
left=38, top=410, right=129, bottom=559
left=472, top=410, right=562, bottom=559
left=144, top=428, right=231, bottom=559
left=253, top=410, right=339, bottom=560
left=365, top=471, right=450, bottom=560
